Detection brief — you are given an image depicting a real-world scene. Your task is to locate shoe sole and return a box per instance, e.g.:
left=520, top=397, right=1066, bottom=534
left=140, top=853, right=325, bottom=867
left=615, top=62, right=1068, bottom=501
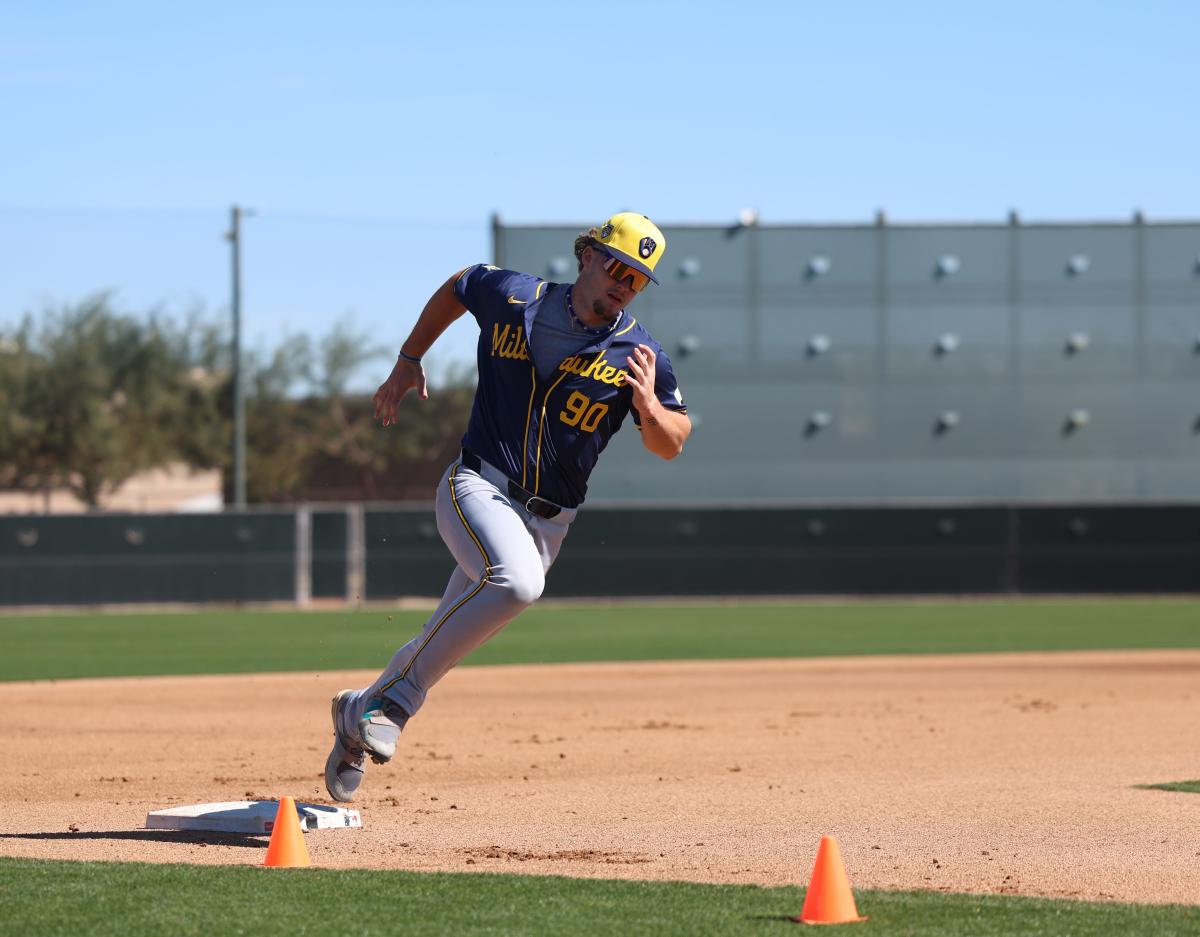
left=325, top=690, right=365, bottom=802
left=331, top=689, right=356, bottom=741
left=324, top=738, right=364, bottom=802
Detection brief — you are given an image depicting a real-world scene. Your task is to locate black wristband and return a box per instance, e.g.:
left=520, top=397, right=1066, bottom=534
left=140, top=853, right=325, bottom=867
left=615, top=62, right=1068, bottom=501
left=397, top=350, right=422, bottom=365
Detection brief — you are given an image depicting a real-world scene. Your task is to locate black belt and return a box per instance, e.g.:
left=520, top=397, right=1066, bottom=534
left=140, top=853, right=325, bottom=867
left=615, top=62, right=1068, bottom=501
left=460, top=449, right=562, bottom=519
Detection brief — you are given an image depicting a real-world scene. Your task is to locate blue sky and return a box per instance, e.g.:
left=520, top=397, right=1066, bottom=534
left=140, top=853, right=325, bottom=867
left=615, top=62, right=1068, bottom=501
left=3, top=1, right=1196, bottom=383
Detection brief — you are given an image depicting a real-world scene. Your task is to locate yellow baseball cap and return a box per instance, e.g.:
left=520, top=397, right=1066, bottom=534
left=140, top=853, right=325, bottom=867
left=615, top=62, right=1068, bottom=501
left=595, top=212, right=666, bottom=284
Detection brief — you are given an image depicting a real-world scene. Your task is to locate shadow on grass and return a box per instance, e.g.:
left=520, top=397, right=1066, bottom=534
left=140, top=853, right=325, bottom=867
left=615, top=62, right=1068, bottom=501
left=0, top=829, right=266, bottom=848
left=746, top=914, right=805, bottom=924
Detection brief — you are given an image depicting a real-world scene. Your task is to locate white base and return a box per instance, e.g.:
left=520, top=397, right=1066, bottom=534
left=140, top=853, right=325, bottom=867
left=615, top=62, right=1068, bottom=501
left=146, top=800, right=362, bottom=835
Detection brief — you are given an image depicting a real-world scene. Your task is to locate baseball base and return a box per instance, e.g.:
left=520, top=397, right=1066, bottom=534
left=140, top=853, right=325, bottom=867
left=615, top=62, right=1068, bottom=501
left=146, top=800, right=361, bottom=835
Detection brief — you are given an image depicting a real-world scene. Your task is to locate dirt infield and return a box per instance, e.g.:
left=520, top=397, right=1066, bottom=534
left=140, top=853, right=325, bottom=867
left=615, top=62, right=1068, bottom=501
left=2, top=650, right=1197, bottom=904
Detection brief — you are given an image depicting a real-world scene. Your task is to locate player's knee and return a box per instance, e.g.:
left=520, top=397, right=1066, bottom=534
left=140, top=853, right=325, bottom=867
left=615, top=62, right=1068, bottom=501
left=491, top=564, right=544, bottom=608
left=507, top=567, right=545, bottom=607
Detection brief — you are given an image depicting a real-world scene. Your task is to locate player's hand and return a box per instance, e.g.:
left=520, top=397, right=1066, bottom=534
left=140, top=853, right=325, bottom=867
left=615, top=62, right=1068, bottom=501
left=373, top=357, right=428, bottom=427
left=624, top=344, right=658, bottom=415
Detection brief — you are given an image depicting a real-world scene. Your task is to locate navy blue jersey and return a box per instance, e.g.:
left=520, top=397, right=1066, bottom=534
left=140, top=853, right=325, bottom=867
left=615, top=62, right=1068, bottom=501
left=454, top=264, right=687, bottom=508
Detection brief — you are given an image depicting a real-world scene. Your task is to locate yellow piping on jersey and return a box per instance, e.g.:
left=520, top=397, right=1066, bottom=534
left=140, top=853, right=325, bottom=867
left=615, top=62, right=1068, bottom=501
left=448, top=462, right=491, bottom=573
left=614, top=317, right=636, bottom=337
left=521, top=366, right=537, bottom=488
left=534, top=350, right=601, bottom=494
left=388, top=463, right=490, bottom=686
left=534, top=281, right=547, bottom=300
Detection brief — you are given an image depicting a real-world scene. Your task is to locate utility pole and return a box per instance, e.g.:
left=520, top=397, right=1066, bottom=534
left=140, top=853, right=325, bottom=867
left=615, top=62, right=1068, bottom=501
left=226, top=204, right=253, bottom=509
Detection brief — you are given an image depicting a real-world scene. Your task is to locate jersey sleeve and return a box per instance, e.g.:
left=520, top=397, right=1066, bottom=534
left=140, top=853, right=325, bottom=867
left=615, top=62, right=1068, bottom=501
left=453, top=264, right=544, bottom=325
left=631, top=346, right=688, bottom=427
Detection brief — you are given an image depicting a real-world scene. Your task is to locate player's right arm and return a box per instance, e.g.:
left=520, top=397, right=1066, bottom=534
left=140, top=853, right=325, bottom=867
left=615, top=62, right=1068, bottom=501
left=373, top=270, right=470, bottom=427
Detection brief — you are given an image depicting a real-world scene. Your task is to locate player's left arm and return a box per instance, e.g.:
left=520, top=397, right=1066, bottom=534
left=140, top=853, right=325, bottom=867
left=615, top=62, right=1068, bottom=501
left=625, top=343, right=691, bottom=460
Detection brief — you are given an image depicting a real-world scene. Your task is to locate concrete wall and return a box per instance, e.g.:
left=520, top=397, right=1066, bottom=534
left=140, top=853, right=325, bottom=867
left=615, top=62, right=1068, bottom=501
left=496, top=217, right=1200, bottom=505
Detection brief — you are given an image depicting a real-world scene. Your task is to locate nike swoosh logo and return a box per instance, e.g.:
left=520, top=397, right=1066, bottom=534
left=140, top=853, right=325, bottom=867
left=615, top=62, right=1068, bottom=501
left=507, top=295, right=527, bottom=304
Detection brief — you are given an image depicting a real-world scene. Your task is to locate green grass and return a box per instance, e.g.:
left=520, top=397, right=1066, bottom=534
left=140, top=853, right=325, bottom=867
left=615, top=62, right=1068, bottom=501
left=5, top=605, right=1197, bottom=931
left=2, top=598, right=1199, bottom=682
left=0, top=858, right=1196, bottom=937
left=1135, top=780, right=1200, bottom=794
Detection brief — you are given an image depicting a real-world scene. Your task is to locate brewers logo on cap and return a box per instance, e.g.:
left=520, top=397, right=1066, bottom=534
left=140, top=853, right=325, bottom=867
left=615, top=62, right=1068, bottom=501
left=595, top=212, right=666, bottom=284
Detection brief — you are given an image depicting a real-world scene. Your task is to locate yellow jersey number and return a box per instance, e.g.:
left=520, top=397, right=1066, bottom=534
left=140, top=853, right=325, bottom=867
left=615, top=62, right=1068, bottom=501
left=559, top=391, right=609, bottom=433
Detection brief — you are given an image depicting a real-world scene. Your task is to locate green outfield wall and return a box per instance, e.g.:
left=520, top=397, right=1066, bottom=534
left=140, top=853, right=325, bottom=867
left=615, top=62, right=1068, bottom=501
left=0, top=504, right=1196, bottom=606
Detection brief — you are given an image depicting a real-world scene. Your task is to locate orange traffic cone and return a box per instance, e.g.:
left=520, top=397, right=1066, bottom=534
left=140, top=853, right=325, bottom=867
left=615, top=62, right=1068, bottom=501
left=794, top=835, right=867, bottom=925
left=262, top=796, right=311, bottom=868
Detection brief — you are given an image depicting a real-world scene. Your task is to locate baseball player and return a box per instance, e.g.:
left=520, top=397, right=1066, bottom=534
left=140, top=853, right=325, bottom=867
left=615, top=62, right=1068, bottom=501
left=325, top=212, right=690, bottom=802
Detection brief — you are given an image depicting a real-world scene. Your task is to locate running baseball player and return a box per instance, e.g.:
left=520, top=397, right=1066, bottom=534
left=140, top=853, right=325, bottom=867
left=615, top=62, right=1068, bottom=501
left=325, top=212, right=690, bottom=801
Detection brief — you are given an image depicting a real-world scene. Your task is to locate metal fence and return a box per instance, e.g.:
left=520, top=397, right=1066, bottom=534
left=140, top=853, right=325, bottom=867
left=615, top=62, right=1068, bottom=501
left=2, top=503, right=1197, bottom=607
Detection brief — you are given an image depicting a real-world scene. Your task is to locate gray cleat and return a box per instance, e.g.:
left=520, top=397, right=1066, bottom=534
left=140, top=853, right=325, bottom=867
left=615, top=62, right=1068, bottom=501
left=325, top=690, right=367, bottom=802
left=324, top=690, right=409, bottom=802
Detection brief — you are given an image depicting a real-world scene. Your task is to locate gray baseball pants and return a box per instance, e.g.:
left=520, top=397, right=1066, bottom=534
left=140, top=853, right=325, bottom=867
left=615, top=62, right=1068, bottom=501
left=345, top=453, right=576, bottom=724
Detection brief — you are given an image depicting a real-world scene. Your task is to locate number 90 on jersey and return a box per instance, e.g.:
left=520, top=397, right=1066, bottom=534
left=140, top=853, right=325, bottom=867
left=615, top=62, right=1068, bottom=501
left=559, top=391, right=609, bottom=433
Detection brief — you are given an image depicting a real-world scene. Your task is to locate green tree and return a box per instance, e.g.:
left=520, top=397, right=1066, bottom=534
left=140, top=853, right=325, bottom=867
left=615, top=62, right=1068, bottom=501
left=0, top=295, right=476, bottom=508
left=240, top=334, right=319, bottom=502
left=0, top=327, right=53, bottom=498
left=240, top=322, right=475, bottom=503
left=163, top=305, right=232, bottom=470
left=0, top=295, right=226, bottom=508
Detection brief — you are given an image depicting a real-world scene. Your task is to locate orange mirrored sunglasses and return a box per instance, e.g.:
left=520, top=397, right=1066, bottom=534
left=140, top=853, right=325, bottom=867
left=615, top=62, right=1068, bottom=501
left=601, top=253, right=651, bottom=293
